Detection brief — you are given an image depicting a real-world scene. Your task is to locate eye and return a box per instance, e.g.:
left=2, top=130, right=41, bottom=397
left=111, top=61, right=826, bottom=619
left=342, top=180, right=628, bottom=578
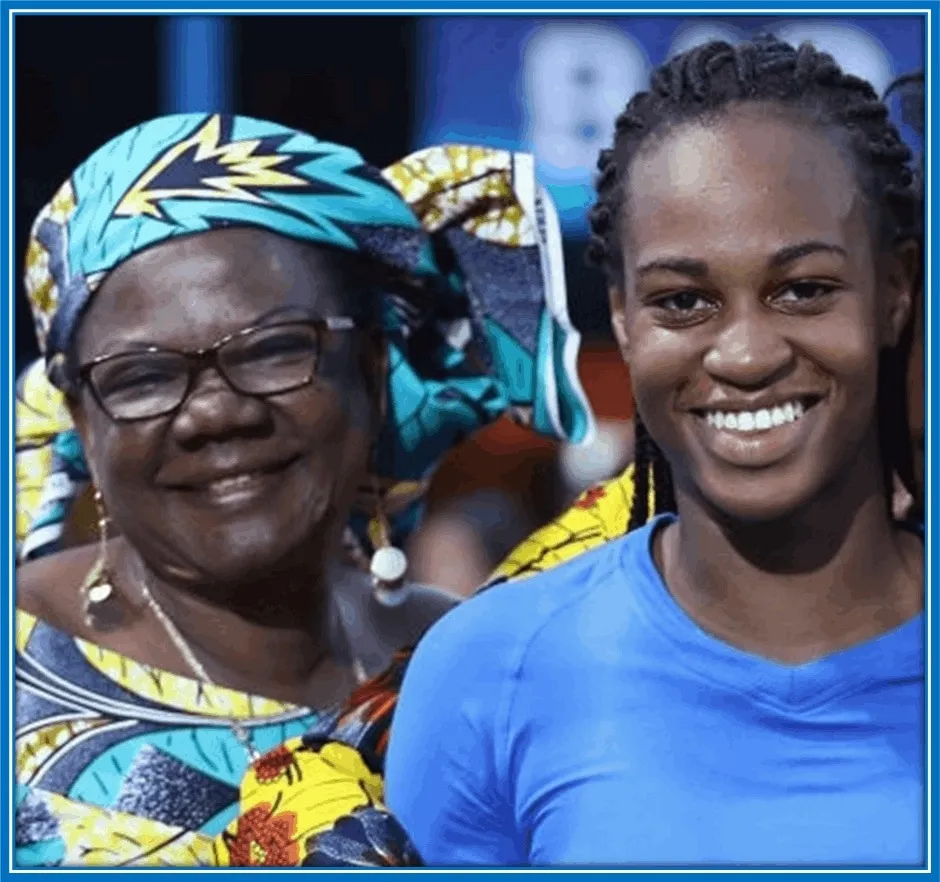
left=657, top=290, right=713, bottom=312
left=773, top=281, right=839, bottom=305
left=94, top=362, right=180, bottom=397
left=647, top=289, right=718, bottom=326
left=234, top=329, right=320, bottom=367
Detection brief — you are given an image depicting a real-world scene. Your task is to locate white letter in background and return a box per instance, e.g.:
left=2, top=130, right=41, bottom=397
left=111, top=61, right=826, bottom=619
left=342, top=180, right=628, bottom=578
left=772, top=20, right=895, bottom=97
left=667, top=20, right=745, bottom=59
left=521, top=22, right=649, bottom=184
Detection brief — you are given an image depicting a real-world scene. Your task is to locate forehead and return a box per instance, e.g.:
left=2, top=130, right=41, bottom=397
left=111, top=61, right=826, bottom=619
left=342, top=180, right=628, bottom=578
left=623, top=107, right=867, bottom=268
left=76, top=227, right=357, bottom=356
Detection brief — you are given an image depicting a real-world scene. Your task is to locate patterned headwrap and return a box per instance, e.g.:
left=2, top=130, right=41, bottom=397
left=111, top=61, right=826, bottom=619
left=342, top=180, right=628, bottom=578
left=16, top=114, right=595, bottom=560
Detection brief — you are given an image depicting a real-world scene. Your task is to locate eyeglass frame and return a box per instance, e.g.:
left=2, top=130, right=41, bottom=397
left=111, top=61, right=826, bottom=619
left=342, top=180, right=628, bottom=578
left=76, top=316, right=360, bottom=423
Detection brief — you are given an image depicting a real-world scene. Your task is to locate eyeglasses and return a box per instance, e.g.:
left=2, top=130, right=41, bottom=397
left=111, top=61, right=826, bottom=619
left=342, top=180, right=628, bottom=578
left=78, top=317, right=359, bottom=422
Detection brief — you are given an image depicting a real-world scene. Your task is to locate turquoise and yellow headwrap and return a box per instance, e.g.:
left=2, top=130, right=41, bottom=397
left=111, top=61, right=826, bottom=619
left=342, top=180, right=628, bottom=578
left=17, top=113, right=595, bottom=560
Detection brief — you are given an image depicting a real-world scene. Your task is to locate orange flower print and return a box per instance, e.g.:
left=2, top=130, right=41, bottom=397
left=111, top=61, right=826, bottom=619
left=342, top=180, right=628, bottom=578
left=253, top=745, right=302, bottom=785
left=225, top=801, right=300, bottom=867
left=575, top=486, right=606, bottom=509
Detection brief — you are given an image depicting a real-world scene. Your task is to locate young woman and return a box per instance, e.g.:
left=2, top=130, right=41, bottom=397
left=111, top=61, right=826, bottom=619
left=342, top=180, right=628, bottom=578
left=385, top=36, right=925, bottom=866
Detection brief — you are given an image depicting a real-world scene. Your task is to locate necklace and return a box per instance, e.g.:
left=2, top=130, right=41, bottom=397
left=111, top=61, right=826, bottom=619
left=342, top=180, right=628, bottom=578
left=138, top=575, right=368, bottom=763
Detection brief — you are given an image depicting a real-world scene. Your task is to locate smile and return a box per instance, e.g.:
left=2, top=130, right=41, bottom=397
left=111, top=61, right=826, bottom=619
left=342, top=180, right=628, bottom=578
left=167, top=456, right=301, bottom=508
left=200, top=472, right=269, bottom=494
left=703, top=400, right=807, bottom=433
left=689, top=395, right=825, bottom=469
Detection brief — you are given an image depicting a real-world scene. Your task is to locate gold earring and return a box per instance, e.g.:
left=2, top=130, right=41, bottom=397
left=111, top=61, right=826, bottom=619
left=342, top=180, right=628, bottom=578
left=81, top=489, right=121, bottom=631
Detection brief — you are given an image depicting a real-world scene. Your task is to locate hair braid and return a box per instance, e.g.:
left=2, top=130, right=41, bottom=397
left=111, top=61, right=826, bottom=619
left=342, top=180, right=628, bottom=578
left=627, top=417, right=654, bottom=532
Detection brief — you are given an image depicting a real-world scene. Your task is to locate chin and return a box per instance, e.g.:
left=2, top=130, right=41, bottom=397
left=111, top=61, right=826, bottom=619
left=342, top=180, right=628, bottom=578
left=690, top=463, right=831, bottom=525
left=191, top=516, right=330, bottom=583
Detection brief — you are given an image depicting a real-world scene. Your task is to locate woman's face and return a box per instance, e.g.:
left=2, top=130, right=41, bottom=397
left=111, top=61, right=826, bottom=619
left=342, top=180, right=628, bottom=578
left=611, top=107, right=915, bottom=522
left=70, top=227, right=379, bottom=585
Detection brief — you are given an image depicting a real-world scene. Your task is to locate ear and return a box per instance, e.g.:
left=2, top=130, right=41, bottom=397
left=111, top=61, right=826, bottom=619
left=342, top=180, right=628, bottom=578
left=360, top=330, right=388, bottom=435
left=66, top=396, right=99, bottom=487
left=881, top=239, right=920, bottom=348
left=608, top=286, right=632, bottom=364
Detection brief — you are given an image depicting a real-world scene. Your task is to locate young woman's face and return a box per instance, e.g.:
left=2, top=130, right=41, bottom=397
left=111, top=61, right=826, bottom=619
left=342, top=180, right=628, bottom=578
left=611, top=106, right=915, bottom=522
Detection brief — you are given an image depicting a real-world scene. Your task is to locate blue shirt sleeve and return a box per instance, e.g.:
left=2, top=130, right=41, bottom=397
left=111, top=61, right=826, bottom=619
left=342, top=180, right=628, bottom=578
left=384, top=593, right=523, bottom=866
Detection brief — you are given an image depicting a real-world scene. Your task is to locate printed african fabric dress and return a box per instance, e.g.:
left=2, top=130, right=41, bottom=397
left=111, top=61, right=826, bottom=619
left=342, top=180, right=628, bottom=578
left=15, top=609, right=328, bottom=867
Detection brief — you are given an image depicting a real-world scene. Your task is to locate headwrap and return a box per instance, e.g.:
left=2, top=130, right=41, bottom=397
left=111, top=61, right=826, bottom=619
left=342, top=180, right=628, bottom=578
left=17, top=114, right=595, bottom=560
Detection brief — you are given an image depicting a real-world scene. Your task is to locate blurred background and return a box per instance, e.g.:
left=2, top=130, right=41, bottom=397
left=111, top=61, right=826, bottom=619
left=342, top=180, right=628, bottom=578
left=15, top=14, right=925, bottom=592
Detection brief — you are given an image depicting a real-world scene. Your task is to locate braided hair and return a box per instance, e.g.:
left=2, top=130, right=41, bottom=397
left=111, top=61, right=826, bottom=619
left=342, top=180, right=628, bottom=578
left=587, top=36, right=923, bottom=530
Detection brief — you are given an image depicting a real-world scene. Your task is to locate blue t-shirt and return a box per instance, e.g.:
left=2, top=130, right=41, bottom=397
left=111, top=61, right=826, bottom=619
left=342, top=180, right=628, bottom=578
left=385, top=516, right=924, bottom=867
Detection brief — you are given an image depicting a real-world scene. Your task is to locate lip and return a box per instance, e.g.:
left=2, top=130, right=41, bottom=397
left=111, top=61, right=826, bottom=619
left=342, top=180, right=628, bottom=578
left=687, top=392, right=825, bottom=415
left=161, top=456, right=301, bottom=508
left=688, top=396, right=826, bottom=469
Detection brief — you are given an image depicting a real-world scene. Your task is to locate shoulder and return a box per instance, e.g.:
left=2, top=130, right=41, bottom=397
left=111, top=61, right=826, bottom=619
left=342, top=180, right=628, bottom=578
left=331, top=566, right=459, bottom=674
left=17, top=543, right=99, bottom=638
left=376, top=580, right=460, bottom=643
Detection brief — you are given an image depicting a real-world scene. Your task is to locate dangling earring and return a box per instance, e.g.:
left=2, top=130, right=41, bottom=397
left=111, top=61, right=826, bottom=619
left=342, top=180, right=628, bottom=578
left=368, top=347, right=410, bottom=606
left=81, top=488, right=122, bottom=631
left=369, top=477, right=410, bottom=607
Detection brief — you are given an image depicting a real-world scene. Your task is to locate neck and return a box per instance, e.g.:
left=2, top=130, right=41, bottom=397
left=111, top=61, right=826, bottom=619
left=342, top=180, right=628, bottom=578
left=662, top=461, right=922, bottom=665
left=114, top=539, right=353, bottom=702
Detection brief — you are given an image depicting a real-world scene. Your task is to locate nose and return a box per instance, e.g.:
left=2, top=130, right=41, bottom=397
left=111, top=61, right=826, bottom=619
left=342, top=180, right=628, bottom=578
left=702, top=302, right=794, bottom=389
left=170, top=367, right=271, bottom=445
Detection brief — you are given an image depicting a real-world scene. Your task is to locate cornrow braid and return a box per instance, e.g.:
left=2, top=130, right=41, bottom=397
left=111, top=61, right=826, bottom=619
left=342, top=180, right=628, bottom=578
left=589, top=36, right=923, bottom=531
left=884, top=69, right=925, bottom=520
left=628, top=416, right=678, bottom=532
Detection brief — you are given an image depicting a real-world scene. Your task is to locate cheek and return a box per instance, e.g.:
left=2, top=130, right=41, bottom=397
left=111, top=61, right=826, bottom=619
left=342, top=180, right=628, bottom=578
left=317, top=345, right=376, bottom=433
left=291, top=382, right=373, bottom=492
left=84, top=418, right=166, bottom=526
left=623, top=316, right=702, bottom=420
left=84, top=410, right=152, bottom=480
left=798, top=305, right=881, bottom=401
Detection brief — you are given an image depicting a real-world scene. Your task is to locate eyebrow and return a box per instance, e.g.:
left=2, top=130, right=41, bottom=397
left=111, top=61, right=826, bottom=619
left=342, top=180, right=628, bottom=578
left=87, top=306, right=319, bottom=359
left=252, top=305, right=317, bottom=323
left=635, top=240, right=848, bottom=279
left=768, top=240, right=848, bottom=269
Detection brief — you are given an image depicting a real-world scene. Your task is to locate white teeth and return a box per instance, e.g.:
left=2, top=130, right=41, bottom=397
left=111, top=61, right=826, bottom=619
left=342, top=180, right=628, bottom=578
left=204, top=473, right=258, bottom=493
left=704, top=399, right=810, bottom=434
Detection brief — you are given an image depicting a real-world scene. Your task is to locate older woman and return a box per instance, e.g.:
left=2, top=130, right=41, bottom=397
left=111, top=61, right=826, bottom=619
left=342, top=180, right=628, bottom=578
left=14, top=115, right=594, bottom=866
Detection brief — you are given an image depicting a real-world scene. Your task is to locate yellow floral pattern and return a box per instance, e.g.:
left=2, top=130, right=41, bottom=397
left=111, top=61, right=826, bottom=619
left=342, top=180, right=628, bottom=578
left=17, top=716, right=112, bottom=782
left=15, top=360, right=72, bottom=547
left=384, top=145, right=533, bottom=246
left=24, top=180, right=77, bottom=351
left=491, top=464, right=650, bottom=583
left=217, top=739, right=384, bottom=866
left=74, top=639, right=296, bottom=719
left=36, top=790, right=219, bottom=867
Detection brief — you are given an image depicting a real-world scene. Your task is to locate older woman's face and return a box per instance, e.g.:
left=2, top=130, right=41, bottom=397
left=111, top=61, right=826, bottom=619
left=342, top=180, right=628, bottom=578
left=71, top=228, right=378, bottom=585
left=610, top=107, right=915, bottom=522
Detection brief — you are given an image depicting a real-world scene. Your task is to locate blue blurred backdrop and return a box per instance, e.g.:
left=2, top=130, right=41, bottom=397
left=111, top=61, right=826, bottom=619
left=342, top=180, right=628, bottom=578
left=15, top=14, right=924, bottom=369
left=416, top=16, right=924, bottom=234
